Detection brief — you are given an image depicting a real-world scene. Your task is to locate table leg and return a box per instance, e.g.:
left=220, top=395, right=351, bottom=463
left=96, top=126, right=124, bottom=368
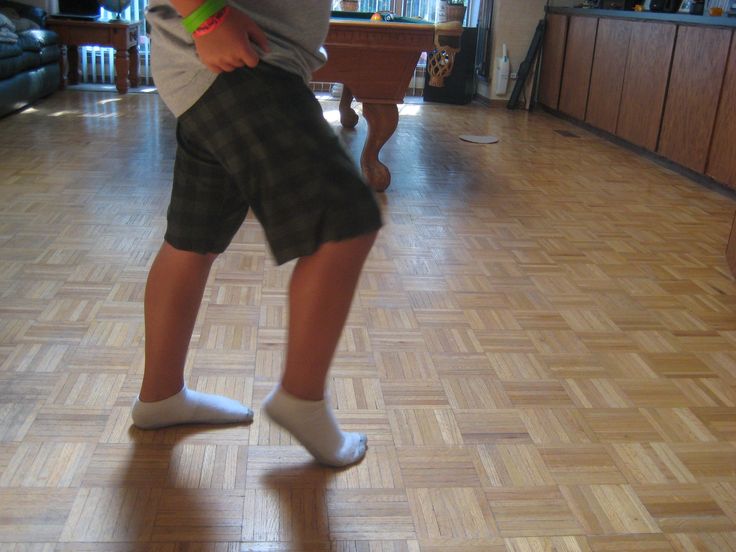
left=58, top=45, right=68, bottom=89
left=114, top=48, right=129, bottom=94
left=339, top=86, right=359, bottom=128
left=67, top=45, right=80, bottom=85
left=360, top=102, right=399, bottom=192
left=129, top=45, right=139, bottom=88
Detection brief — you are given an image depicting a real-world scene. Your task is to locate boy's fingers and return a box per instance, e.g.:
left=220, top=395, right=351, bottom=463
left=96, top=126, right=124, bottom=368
left=246, top=22, right=269, bottom=52
left=239, top=43, right=260, bottom=68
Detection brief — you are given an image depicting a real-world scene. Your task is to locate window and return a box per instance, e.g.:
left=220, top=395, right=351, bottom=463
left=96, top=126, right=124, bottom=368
left=79, top=1, right=479, bottom=87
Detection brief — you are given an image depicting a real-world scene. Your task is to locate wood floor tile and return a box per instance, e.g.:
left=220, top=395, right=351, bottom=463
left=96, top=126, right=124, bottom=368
left=0, top=488, right=77, bottom=541
left=330, top=445, right=402, bottom=490
left=634, top=484, right=735, bottom=533
left=608, top=442, right=696, bottom=485
left=667, top=532, right=736, bottom=551
left=60, top=487, right=162, bottom=542
left=441, top=376, right=512, bottom=409
left=538, top=445, right=626, bottom=485
left=0, top=441, right=94, bottom=487
left=152, top=489, right=245, bottom=542
left=669, top=444, right=736, bottom=482
left=1, top=90, right=735, bottom=549
left=580, top=409, right=662, bottom=442
left=408, top=487, right=497, bottom=539
left=167, top=444, right=247, bottom=490
left=485, top=486, right=583, bottom=537
left=388, top=408, right=462, bottom=446
left=521, top=409, right=597, bottom=444
left=642, top=408, right=719, bottom=442
left=561, top=484, right=660, bottom=535
left=504, top=536, right=591, bottom=552
left=476, top=444, right=555, bottom=487
left=587, top=534, right=675, bottom=551
left=617, top=380, right=694, bottom=408
left=691, top=407, right=736, bottom=440
left=380, top=381, right=448, bottom=408
left=397, top=446, right=481, bottom=488
left=0, top=402, right=40, bottom=442
left=326, top=490, right=415, bottom=541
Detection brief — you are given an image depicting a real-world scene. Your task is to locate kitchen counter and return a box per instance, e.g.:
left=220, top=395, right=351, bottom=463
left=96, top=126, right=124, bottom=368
left=547, top=6, right=736, bottom=28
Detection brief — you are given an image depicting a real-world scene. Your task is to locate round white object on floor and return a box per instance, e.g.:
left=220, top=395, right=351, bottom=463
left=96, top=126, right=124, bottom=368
left=459, top=135, right=500, bottom=144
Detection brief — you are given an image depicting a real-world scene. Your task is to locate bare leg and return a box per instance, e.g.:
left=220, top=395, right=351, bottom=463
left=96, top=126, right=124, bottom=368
left=282, top=231, right=378, bottom=400
left=140, top=242, right=216, bottom=402
left=132, top=241, right=253, bottom=429
left=263, top=231, right=378, bottom=467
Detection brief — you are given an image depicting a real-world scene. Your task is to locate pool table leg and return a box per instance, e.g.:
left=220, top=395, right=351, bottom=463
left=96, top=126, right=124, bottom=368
left=361, top=102, right=399, bottom=192
left=339, top=86, right=359, bottom=128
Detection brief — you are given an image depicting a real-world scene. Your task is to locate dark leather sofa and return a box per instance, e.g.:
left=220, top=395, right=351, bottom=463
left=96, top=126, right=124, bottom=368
left=0, top=0, right=61, bottom=117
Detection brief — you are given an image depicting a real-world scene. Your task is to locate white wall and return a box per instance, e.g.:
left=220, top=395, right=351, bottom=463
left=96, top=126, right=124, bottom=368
left=477, top=0, right=550, bottom=102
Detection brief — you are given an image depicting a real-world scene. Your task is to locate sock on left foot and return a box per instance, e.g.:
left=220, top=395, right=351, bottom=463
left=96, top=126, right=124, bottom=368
left=131, top=386, right=253, bottom=429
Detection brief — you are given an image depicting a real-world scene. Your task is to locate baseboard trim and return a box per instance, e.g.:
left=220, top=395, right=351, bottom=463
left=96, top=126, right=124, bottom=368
left=539, top=106, right=736, bottom=201
left=473, top=95, right=506, bottom=108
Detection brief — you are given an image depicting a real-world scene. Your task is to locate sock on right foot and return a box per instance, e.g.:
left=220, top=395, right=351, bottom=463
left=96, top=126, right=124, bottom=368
left=131, top=386, right=253, bottom=429
left=262, top=385, right=367, bottom=467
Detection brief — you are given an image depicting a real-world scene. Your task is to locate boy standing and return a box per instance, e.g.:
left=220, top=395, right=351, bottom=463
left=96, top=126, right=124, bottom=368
left=131, top=0, right=382, bottom=467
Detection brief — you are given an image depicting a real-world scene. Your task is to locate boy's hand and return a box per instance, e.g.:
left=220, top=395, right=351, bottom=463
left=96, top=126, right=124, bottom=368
left=193, top=8, right=269, bottom=73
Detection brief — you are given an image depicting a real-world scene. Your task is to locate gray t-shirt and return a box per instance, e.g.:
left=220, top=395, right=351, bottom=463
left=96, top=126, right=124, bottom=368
left=146, top=1, right=332, bottom=117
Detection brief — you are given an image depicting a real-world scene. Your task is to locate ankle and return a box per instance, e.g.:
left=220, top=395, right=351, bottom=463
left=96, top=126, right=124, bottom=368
left=279, top=381, right=324, bottom=402
left=138, top=383, right=185, bottom=403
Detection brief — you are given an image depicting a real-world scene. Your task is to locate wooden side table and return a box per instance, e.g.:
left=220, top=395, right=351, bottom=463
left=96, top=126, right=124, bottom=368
left=46, top=18, right=141, bottom=94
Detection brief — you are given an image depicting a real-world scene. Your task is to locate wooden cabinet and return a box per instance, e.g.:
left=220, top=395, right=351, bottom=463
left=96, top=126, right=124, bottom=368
left=539, top=10, right=736, bottom=193
left=707, top=32, right=736, bottom=190
left=538, top=14, right=568, bottom=110
left=658, top=26, right=732, bottom=172
left=615, top=21, right=676, bottom=151
left=559, top=16, right=598, bottom=120
left=585, top=18, right=632, bottom=134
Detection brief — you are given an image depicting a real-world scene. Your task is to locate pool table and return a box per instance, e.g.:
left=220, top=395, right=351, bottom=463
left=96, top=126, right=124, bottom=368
left=312, top=12, right=439, bottom=192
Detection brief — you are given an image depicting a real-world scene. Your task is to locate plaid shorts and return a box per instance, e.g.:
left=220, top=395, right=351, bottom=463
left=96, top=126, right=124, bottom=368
left=166, top=63, right=383, bottom=265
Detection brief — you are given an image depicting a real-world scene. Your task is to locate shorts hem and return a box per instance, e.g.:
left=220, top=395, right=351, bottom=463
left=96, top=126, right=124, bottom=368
left=271, top=220, right=383, bottom=266
left=164, top=235, right=229, bottom=255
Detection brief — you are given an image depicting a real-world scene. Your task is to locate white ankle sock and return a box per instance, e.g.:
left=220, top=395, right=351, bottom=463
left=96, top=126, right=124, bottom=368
left=262, top=386, right=367, bottom=467
left=131, top=386, right=253, bottom=429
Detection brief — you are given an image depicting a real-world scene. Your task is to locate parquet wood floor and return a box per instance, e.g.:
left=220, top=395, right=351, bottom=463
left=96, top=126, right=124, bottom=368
left=1, top=89, right=735, bottom=551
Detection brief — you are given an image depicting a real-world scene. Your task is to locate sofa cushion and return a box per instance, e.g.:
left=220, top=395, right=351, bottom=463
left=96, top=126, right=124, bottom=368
left=0, top=12, right=18, bottom=44
left=1, top=1, right=46, bottom=28
left=0, top=11, right=15, bottom=31
left=19, top=50, right=39, bottom=71
left=18, top=29, right=58, bottom=51
left=0, top=40, right=20, bottom=59
left=0, top=46, right=25, bottom=77
left=0, top=7, right=40, bottom=31
left=0, top=26, right=17, bottom=44
left=39, top=43, right=59, bottom=65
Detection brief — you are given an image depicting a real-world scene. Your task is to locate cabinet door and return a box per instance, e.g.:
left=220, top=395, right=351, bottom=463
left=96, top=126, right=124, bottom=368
left=707, top=32, right=736, bottom=190
left=658, top=26, right=732, bottom=173
left=586, top=18, right=632, bottom=134
left=539, top=13, right=568, bottom=109
left=616, top=21, right=676, bottom=151
left=559, top=16, right=598, bottom=120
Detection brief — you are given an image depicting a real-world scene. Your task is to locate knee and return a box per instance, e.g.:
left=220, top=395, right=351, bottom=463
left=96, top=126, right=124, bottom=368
left=309, top=231, right=378, bottom=266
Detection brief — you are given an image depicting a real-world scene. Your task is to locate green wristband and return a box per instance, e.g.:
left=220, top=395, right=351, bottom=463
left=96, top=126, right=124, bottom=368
left=182, top=0, right=227, bottom=34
